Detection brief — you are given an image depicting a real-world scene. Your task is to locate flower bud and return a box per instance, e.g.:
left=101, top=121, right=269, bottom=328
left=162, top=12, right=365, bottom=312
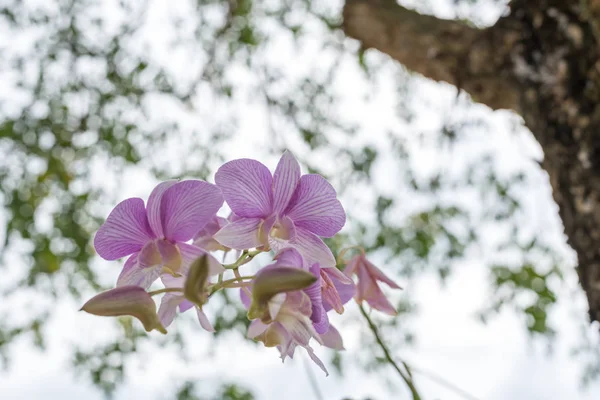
left=184, top=255, right=209, bottom=307
left=248, top=267, right=317, bottom=321
left=81, top=286, right=167, bottom=334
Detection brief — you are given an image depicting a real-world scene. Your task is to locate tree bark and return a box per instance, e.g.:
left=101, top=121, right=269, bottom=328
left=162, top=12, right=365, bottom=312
left=343, top=0, right=600, bottom=324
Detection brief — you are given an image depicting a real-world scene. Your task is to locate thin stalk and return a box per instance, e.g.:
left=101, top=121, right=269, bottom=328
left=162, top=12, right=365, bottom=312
left=147, top=287, right=183, bottom=297
left=358, top=304, right=421, bottom=400
left=222, top=249, right=263, bottom=269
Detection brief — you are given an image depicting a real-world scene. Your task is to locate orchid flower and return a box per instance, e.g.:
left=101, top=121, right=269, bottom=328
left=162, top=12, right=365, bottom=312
left=94, top=180, right=225, bottom=289
left=274, top=248, right=355, bottom=334
left=344, top=253, right=402, bottom=315
left=241, top=248, right=347, bottom=373
left=213, top=151, right=346, bottom=271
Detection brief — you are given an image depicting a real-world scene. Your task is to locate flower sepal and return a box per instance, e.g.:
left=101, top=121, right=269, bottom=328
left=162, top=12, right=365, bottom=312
left=81, top=286, right=167, bottom=334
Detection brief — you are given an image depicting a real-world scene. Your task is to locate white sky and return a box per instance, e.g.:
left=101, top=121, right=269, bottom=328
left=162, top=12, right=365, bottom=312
left=1, top=0, right=600, bottom=399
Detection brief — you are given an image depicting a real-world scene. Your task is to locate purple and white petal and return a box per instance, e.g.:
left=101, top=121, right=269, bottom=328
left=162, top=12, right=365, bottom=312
left=158, top=293, right=184, bottom=327
left=274, top=248, right=304, bottom=269
left=196, top=307, right=215, bottom=332
left=116, top=242, right=163, bottom=289
left=305, top=264, right=327, bottom=332
left=240, top=287, right=252, bottom=309
left=284, top=174, right=346, bottom=237
left=288, top=227, right=337, bottom=269
left=320, top=324, right=344, bottom=350
left=272, top=151, right=301, bottom=215
left=160, top=180, right=224, bottom=242
left=305, top=346, right=329, bottom=376
left=178, top=242, right=224, bottom=276
left=213, top=217, right=264, bottom=250
left=247, top=319, right=269, bottom=338
left=215, top=158, right=273, bottom=218
left=366, top=259, right=402, bottom=289
left=146, top=180, right=178, bottom=238
left=94, top=198, right=154, bottom=260
left=179, top=299, right=194, bottom=313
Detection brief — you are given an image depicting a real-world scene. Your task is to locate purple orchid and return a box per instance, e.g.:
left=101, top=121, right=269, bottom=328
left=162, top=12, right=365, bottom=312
left=344, top=253, right=402, bottom=315
left=213, top=151, right=346, bottom=270
left=275, top=249, right=355, bottom=334
left=94, top=180, right=225, bottom=289
left=241, top=248, right=350, bottom=366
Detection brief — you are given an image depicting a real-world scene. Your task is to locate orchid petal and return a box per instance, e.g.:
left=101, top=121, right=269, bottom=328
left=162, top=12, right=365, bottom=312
left=306, top=347, right=329, bottom=376
left=240, top=287, right=252, bottom=309
left=305, top=264, right=327, bottom=332
left=160, top=180, right=223, bottom=242
left=324, top=264, right=354, bottom=284
left=157, top=293, right=183, bottom=327
left=366, top=259, right=402, bottom=289
left=179, top=299, right=194, bottom=313
left=94, top=198, right=154, bottom=260
left=116, top=241, right=162, bottom=289
left=274, top=248, right=304, bottom=269
left=248, top=319, right=269, bottom=338
left=215, top=158, right=273, bottom=218
left=320, top=325, right=344, bottom=350
left=146, top=181, right=178, bottom=238
left=179, top=242, right=224, bottom=276
left=196, top=307, right=215, bottom=332
left=285, top=174, right=345, bottom=237
left=288, top=227, right=336, bottom=269
left=213, top=217, right=264, bottom=250
left=272, top=151, right=301, bottom=215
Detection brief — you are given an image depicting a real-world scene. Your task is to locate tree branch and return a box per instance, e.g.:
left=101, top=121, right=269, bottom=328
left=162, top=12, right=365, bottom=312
left=342, top=0, right=520, bottom=110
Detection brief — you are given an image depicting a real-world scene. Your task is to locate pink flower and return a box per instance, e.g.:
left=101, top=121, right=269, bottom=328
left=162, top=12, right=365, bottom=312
left=94, top=180, right=225, bottom=289
left=246, top=290, right=343, bottom=376
left=240, top=249, right=347, bottom=374
left=344, top=253, right=402, bottom=315
left=213, top=151, right=346, bottom=269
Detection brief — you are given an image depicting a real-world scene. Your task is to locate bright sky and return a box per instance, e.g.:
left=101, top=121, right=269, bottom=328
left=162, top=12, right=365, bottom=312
left=1, top=0, right=600, bottom=399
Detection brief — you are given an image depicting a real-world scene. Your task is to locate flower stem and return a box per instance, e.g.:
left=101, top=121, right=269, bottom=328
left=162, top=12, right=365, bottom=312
left=208, top=273, right=254, bottom=295
left=358, top=304, right=421, bottom=400
left=147, top=287, right=183, bottom=297
left=222, top=249, right=263, bottom=269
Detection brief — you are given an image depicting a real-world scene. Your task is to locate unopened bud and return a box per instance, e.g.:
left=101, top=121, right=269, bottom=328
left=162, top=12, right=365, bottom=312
left=248, top=267, right=316, bottom=321
left=184, top=255, right=209, bottom=307
left=81, top=286, right=167, bottom=334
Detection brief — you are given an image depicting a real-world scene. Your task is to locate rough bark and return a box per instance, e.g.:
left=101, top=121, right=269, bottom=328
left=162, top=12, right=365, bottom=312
left=343, top=0, right=600, bottom=324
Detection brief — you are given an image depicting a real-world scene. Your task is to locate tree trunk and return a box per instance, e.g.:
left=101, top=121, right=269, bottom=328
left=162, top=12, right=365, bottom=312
left=343, top=0, right=600, bottom=324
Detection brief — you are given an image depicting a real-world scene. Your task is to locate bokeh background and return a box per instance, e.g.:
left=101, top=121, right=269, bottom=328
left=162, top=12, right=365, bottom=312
left=1, top=0, right=600, bottom=399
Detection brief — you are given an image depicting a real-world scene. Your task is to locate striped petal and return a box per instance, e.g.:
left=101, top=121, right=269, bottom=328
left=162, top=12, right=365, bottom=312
left=160, top=180, right=224, bottom=242
left=284, top=174, right=345, bottom=237
left=146, top=181, right=178, bottom=238
left=94, top=198, right=154, bottom=260
left=215, top=158, right=273, bottom=218
left=272, top=151, right=300, bottom=215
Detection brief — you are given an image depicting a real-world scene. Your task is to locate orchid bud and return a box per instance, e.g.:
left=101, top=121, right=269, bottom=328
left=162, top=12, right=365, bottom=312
left=184, top=255, right=209, bottom=307
left=81, top=286, right=167, bottom=334
left=248, top=267, right=317, bottom=321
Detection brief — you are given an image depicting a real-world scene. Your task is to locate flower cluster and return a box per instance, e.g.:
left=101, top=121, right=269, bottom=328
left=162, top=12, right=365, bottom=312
left=82, top=151, right=401, bottom=374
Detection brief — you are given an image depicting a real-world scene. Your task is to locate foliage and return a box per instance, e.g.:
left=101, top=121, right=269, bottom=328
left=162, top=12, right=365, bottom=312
left=0, top=0, right=583, bottom=397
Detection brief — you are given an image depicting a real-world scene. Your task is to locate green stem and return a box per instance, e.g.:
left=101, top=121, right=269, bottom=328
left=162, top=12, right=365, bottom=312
left=358, top=304, right=422, bottom=400
left=208, top=273, right=254, bottom=295
left=147, top=287, right=183, bottom=297
left=222, top=249, right=263, bottom=269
